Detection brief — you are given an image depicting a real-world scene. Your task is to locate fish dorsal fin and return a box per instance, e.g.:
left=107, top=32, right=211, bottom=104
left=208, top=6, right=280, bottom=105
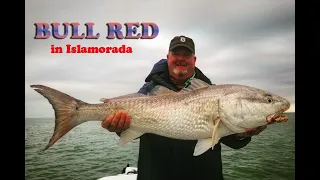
left=148, top=85, right=176, bottom=96
left=100, top=93, right=146, bottom=103
left=181, top=78, right=211, bottom=92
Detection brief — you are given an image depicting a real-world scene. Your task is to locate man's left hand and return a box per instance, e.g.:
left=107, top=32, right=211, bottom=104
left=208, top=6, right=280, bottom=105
left=235, top=125, right=267, bottom=137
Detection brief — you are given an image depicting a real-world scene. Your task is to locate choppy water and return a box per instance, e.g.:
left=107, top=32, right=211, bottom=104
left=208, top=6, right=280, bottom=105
left=25, top=113, right=295, bottom=180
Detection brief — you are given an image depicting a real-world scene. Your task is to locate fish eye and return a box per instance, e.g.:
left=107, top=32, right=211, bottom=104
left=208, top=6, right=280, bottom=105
left=267, top=98, right=273, bottom=103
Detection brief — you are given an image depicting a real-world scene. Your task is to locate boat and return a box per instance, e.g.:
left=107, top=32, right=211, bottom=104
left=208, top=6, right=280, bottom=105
left=97, top=164, right=138, bottom=180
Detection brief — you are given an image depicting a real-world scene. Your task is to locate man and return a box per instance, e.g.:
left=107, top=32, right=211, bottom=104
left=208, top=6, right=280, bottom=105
left=101, top=35, right=266, bottom=180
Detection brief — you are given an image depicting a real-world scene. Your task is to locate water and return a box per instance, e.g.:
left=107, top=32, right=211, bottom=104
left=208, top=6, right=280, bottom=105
left=221, top=113, right=295, bottom=180
left=25, top=113, right=295, bottom=180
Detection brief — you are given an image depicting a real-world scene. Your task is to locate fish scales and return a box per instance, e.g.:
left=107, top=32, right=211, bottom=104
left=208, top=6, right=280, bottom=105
left=72, top=87, right=218, bottom=140
left=30, top=78, right=290, bottom=156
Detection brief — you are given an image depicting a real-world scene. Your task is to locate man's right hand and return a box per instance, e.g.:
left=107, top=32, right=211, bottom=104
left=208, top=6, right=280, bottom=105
left=101, top=111, right=131, bottom=132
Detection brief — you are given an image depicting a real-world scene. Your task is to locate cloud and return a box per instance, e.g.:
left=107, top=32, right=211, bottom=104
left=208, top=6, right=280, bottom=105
left=25, top=0, right=295, bottom=117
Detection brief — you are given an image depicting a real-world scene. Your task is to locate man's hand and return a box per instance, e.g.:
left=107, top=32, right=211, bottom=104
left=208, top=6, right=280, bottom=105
left=101, top=111, right=131, bottom=132
left=100, top=98, right=131, bottom=132
left=235, top=125, right=267, bottom=137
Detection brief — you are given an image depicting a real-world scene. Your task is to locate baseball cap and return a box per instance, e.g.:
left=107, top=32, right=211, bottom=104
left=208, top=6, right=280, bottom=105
left=169, top=35, right=195, bottom=54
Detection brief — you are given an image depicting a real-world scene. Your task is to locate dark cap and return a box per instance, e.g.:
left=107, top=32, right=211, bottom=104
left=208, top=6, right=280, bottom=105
left=169, top=35, right=195, bottom=54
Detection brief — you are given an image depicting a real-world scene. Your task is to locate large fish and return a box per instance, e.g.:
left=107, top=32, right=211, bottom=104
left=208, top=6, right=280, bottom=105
left=30, top=78, right=290, bottom=156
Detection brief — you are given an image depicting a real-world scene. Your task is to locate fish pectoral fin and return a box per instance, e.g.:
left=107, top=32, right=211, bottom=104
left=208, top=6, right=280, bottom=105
left=211, top=117, right=222, bottom=149
left=193, top=138, right=212, bottom=156
left=193, top=117, right=223, bottom=156
left=119, top=128, right=144, bottom=145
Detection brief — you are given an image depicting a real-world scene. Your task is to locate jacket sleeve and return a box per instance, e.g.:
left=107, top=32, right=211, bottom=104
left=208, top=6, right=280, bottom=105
left=219, top=134, right=251, bottom=149
left=137, top=81, right=155, bottom=95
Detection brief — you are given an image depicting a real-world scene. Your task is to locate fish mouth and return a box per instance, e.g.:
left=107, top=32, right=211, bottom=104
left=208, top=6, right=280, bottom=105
left=266, top=107, right=289, bottom=124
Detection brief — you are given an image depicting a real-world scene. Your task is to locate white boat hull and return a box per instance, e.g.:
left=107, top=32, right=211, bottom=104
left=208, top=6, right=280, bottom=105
left=98, top=166, right=138, bottom=180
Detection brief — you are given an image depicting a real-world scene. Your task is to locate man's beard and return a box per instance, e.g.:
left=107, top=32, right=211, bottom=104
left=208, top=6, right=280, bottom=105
left=173, top=67, right=188, bottom=77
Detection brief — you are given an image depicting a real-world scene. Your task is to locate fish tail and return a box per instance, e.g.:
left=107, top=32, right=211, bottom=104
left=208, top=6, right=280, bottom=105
left=30, top=85, right=88, bottom=151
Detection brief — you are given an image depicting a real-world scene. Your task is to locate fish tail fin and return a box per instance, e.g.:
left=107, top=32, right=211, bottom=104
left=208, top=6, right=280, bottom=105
left=30, top=85, right=88, bottom=151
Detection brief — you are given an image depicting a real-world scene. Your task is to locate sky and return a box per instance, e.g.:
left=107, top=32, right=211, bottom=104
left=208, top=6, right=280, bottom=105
left=25, top=0, right=295, bottom=118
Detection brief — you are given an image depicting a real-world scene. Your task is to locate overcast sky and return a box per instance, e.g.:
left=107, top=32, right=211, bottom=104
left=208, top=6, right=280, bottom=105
left=25, top=0, right=295, bottom=118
